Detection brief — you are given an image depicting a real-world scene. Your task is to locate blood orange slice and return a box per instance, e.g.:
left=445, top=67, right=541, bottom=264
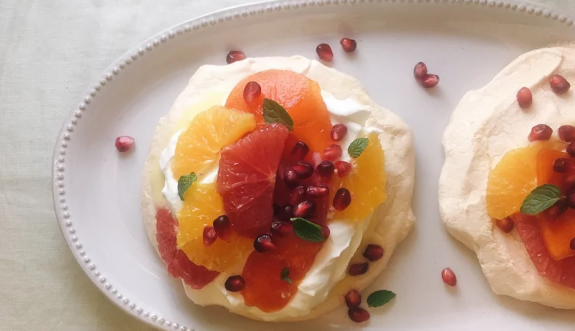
left=512, top=213, right=575, bottom=289
left=225, top=69, right=333, bottom=154
left=217, top=124, right=290, bottom=238
left=155, top=207, right=218, bottom=289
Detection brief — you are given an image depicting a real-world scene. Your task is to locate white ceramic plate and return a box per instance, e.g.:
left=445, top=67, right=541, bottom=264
left=52, top=1, right=575, bottom=330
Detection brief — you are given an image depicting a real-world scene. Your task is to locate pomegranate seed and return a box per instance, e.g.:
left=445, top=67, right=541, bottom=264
left=363, top=244, right=384, bottom=261
left=333, top=188, right=352, bottom=211
left=348, top=262, right=369, bottom=276
left=226, top=50, right=246, bottom=64
left=550, top=74, right=570, bottom=94
left=284, top=168, right=299, bottom=189
left=528, top=124, right=553, bottom=142
left=344, top=289, right=362, bottom=309
left=254, top=234, right=277, bottom=253
left=516, top=87, right=533, bottom=108
left=225, top=275, right=245, bottom=292
left=413, top=62, right=428, bottom=80
left=335, top=161, right=352, bottom=177
left=553, top=158, right=570, bottom=173
left=348, top=307, right=370, bottom=323
left=243, top=81, right=261, bottom=104
left=306, top=185, right=329, bottom=196
left=203, top=226, right=217, bottom=247
left=213, top=215, right=231, bottom=240
left=331, top=124, right=348, bottom=141
left=340, top=38, right=357, bottom=52
left=420, top=74, right=439, bottom=88
left=566, top=175, right=575, bottom=187
left=559, top=125, right=575, bottom=142
left=567, top=194, right=575, bottom=209
left=570, top=237, right=575, bottom=250
left=293, top=200, right=316, bottom=218
left=495, top=217, right=514, bottom=233
left=271, top=220, right=293, bottom=237
left=323, top=144, right=343, bottom=161
left=290, top=186, right=307, bottom=205
left=316, top=161, right=335, bottom=178
left=291, top=141, right=310, bottom=161
left=115, top=136, right=135, bottom=152
left=441, top=268, right=457, bottom=287
left=567, top=142, right=575, bottom=158
left=275, top=204, right=294, bottom=222
left=293, top=161, right=314, bottom=179
left=316, top=43, right=334, bottom=62
left=546, top=200, right=568, bottom=218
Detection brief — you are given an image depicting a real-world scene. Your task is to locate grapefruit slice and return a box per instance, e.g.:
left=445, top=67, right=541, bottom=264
left=217, top=124, right=290, bottom=238
left=172, top=106, right=256, bottom=179
left=176, top=183, right=253, bottom=272
left=225, top=69, right=333, bottom=154
left=155, top=207, right=218, bottom=289
left=512, top=213, right=575, bottom=289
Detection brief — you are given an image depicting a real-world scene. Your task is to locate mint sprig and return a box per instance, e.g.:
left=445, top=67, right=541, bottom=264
left=263, top=99, right=294, bottom=131
left=348, top=137, right=369, bottom=158
left=520, top=184, right=561, bottom=215
left=280, top=267, right=292, bottom=283
left=367, top=290, right=396, bottom=308
left=177, top=172, right=197, bottom=200
left=291, top=217, right=325, bottom=243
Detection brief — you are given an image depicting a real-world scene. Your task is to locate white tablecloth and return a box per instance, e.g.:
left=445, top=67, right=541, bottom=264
left=0, top=0, right=573, bottom=330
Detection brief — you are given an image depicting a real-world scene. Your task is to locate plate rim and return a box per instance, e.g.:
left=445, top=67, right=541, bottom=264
left=51, top=0, right=575, bottom=330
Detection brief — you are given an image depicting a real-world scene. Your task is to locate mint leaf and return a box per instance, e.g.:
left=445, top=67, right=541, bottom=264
left=291, top=218, right=325, bottom=243
left=520, top=184, right=561, bottom=215
left=348, top=137, right=369, bottom=158
left=263, top=99, right=294, bottom=131
left=367, top=290, right=396, bottom=308
left=280, top=267, right=292, bottom=283
left=177, top=172, right=197, bottom=200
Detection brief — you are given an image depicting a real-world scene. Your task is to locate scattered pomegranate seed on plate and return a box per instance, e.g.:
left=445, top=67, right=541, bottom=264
left=213, top=215, right=231, bottom=240
left=550, top=74, right=570, bottom=94
left=115, top=136, right=134, bottom=152
left=306, top=185, right=329, bottom=197
left=363, top=244, right=384, bottom=261
left=293, top=200, right=316, bottom=218
left=275, top=204, right=294, bottom=222
left=243, top=81, right=261, bottom=104
left=348, top=307, right=370, bottom=323
left=545, top=200, right=568, bottom=219
left=333, top=188, right=352, bottom=211
left=254, top=234, right=277, bottom=253
left=413, top=62, right=428, bottom=80
left=558, top=125, right=575, bottom=142
left=316, top=43, right=334, bottom=62
left=323, top=144, right=343, bottom=161
left=290, top=186, right=307, bottom=206
left=528, top=124, right=552, bottom=142
left=291, top=141, right=310, bottom=161
left=516, top=87, right=532, bottom=108
left=226, top=50, right=246, bottom=64
left=348, top=262, right=369, bottom=276
left=553, top=158, right=570, bottom=173
left=225, top=275, right=245, bottom=292
left=331, top=124, right=348, bottom=141
left=340, top=38, right=357, bottom=52
left=293, top=161, right=314, bottom=179
left=271, top=220, right=293, bottom=237
left=441, top=268, right=457, bottom=287
left=495, top=217, right=514, bottom=233
left=284, top=168, right=299, bottom=189
left=203, top=226, right=217, bottom=247
left=344, top=289, right=362, bottom=309
left=567, top=142, right=575, bottom=158
left=316, top=160, right=335, bottom=179
left=335, top=161, right=352, bottom=177
left=420, top=74, right=440, bottom=88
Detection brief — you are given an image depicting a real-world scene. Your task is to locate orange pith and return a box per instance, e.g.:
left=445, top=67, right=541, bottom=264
left=172, top=106, right=256, bottom=180
left=330, top=133, right=387, bottom=221
left=225, top=69, right=333, bottom=154
left=176, top=183, right=253, bottom=273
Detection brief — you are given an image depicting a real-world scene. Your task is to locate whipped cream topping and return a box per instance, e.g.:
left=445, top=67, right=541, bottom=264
left=159, top=91, right=381, bottom=320
left=439, top=46, right=575, bottom=309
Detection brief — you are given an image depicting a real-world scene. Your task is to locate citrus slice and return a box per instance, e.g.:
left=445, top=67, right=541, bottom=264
left=155, top=207, right=219, bottom=289
left=330, top=133, right=387, bottom=221
left=172, top=106, right=256, bottom=179
left=512, top=213, right=575, bottom=289
left=225, top=69, right=333, bottom=154
left=176, top=183, right=253, bottom=273
left=217, top=124, right=290, bottom=238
